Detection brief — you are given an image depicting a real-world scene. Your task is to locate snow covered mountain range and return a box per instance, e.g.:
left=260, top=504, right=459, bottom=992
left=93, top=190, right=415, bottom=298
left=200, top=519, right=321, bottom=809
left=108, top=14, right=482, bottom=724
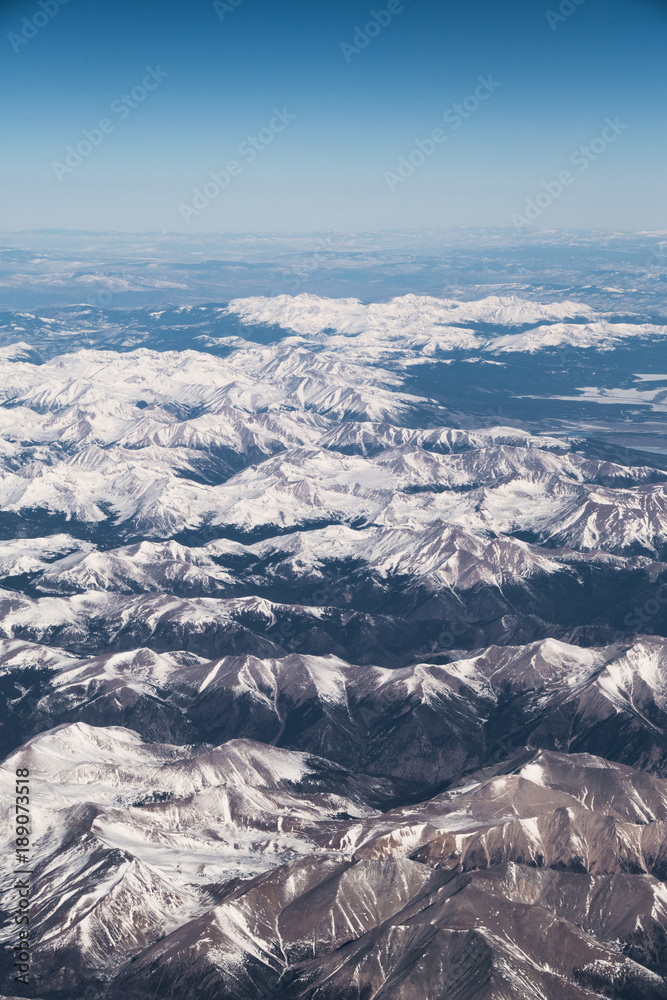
left=2, top=290, right=667, bottom=999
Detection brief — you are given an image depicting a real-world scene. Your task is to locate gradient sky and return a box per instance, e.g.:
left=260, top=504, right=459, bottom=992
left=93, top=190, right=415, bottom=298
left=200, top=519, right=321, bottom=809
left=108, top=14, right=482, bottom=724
left=1, top=0, right=666, bottom=232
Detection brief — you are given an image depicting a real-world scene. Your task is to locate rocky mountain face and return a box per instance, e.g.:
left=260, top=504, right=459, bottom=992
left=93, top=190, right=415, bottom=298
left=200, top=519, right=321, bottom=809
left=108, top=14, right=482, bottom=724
left=2, top=294, right=667, bottom=999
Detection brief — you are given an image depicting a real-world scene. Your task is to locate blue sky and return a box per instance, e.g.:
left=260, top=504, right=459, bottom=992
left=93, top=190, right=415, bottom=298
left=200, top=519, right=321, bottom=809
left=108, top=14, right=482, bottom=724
left=1, top=0, right=665, bottom=232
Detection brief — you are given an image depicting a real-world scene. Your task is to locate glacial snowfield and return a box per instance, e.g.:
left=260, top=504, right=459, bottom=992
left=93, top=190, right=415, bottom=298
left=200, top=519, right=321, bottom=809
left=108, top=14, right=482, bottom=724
left=224, top=291, right=666, bottom=354
left=1, top=293, right=667, bottom=999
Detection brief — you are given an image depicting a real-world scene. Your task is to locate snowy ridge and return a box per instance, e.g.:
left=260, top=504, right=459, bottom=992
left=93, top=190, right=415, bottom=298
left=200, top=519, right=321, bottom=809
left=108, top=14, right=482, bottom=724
left=1, top=298, right=667, bottom=999
left=224, top=292, right=667, bottom=355
left=4, top=728, right=667, bottom=998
